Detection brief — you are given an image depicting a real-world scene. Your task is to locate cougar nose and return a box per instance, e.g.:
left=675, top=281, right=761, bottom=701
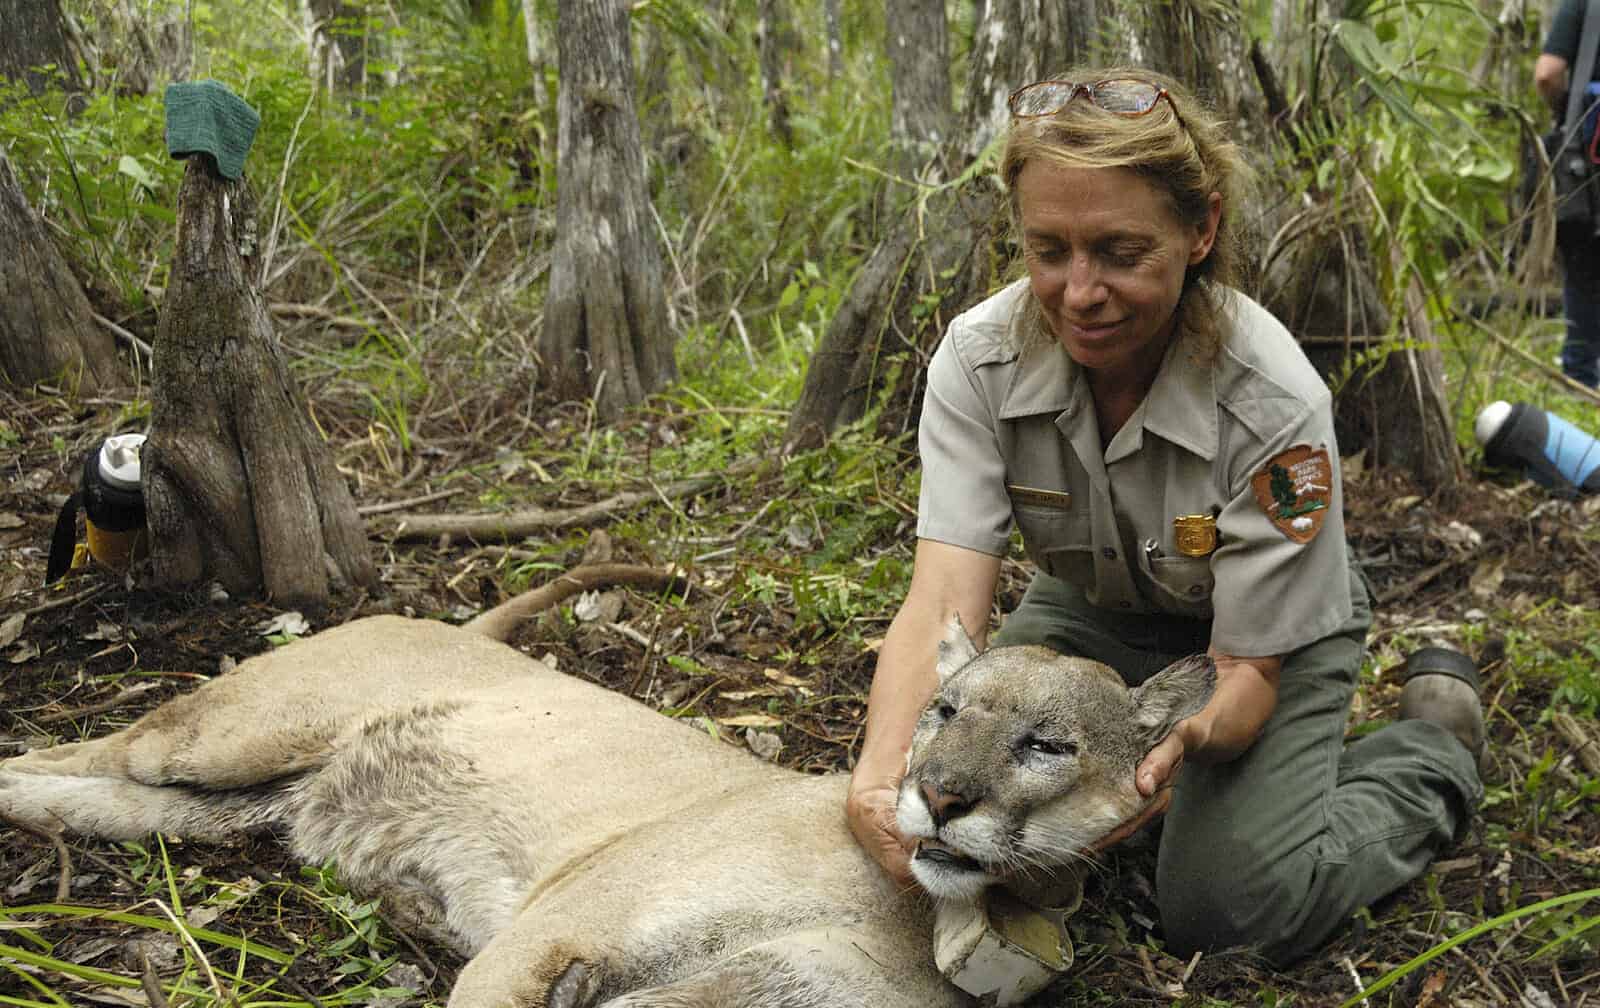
left=920, top=780, right=974, bottom=827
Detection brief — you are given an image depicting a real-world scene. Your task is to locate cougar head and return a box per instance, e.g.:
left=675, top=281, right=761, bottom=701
left=896, top=616, right=1215, bottom=902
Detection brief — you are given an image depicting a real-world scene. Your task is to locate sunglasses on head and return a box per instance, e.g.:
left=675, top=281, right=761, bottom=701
left=1007, top=78, right=1184, bottom=127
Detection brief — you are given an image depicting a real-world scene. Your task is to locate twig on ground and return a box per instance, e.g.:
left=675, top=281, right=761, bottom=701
left=146, top=897, right=224, bottom=1003
left=1342, top=955, right=1371, bottom=1007
left=358, top=487, right=465, bottom=517
left=270, top=301, right=370, bottom=330
left=135, top=949, right=172, bottom=1008
left=36, top=682, right=161, bottom=725
left=90, top=311, right=153, bottom=363
left=18, top=582, right=110, bottom=617
left=3, top=815, right=72, bottom=901
left=1551, top=713, right=1600, bottom=776
left=386, top=461, right=767, bottom=543
left=1460, top=315, right=1600, bottom=406
left=1377, top=558, right=1458, bottom=605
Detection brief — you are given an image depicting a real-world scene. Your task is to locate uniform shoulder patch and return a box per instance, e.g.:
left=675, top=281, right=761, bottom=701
left=1250, top=444, right=1332, bottom=544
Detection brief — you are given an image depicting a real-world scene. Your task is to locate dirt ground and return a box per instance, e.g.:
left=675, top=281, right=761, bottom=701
left=2, top=383, right=1598, bottom=1007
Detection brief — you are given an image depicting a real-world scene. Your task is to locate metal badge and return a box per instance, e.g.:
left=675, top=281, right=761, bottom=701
left=1172, top=513, right=1217, bottom=557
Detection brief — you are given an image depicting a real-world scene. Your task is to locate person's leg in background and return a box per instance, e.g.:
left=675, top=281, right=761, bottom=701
left=1557, top=227, right=1600, bottom=388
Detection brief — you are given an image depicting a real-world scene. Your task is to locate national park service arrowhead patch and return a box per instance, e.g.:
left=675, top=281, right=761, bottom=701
left=1250, top=445, right=1332, bottom=544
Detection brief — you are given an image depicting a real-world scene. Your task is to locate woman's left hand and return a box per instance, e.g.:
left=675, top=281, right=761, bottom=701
left=1098, top=650, right=1282, bottom=849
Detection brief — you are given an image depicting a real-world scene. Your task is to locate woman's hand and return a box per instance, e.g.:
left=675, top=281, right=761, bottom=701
left=846, top=783, right=917, bottom=888
left=1098, top=650, right=1282, bottom=849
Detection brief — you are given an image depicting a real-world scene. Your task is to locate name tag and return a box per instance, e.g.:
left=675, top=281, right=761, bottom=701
left=1006, top=484, right=1073, bottom=510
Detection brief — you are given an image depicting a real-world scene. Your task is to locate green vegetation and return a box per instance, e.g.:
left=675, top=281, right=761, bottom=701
left=2, top=0, right=1596, bottom=1005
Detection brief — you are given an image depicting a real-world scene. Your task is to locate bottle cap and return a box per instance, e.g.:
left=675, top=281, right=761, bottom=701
left=97, top=433, right=147, bottom=491
left=1473, top=401, right=1513, bottom=447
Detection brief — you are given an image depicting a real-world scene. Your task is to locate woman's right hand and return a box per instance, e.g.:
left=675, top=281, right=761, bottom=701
left=846, top=782, right=917, bottom=888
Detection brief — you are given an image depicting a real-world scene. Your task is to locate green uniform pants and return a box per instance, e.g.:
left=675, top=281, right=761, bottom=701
left=992, top=562, right=1483, bottom=965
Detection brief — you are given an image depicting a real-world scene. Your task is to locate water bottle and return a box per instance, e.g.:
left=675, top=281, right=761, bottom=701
left=1474, top=401, right=1600, bottom=494
left=46, top=433, right=149, bottom=582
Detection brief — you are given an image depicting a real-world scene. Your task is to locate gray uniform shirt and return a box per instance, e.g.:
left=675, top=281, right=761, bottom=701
left=916, top=279, right=1352, bottom=658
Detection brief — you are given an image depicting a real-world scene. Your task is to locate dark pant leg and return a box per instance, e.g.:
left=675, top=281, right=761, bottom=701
left=1155, top=568, right=1483, bottom=965
left=1557, top=226, right=1600, bottom=388
left=992, top=574, right=1209, bottom=684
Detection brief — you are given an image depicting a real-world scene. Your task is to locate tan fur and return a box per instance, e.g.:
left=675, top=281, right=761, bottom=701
left=0, top=615, right=1212, bottom=1008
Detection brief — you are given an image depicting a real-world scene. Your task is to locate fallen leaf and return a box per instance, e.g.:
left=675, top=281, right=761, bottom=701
left=0, top=612, right=24, bottom=648
left=256, top=611, right=310, bottom=637
left=1387, top=494, right=1423, bottom=513
left=1469, top=558, right=1505, bottom=599
left=762, top=668, right=814, bottom=689
left=718, top=713, right=783, bottom=729
left=185, top=905, right=222, bottom=928
left=8, top=641, right=40, bottom=664
left=720, top=688, right=783, bottom=701
left=83, top=620, right=124, bottom=642
left=0, top=512, right=23, bottom=529
left=746, top=728, right=783, bottom=762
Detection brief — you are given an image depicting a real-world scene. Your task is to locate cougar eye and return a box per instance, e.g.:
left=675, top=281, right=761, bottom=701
left=1026, top=736, right=1077, bottom=757
left=935, top=701, right=958, bottom=721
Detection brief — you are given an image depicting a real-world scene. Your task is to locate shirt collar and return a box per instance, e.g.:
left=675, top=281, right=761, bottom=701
left=1142, top=338, right=1219, bottom=461
left=996, top=333, right=1218, bottom=462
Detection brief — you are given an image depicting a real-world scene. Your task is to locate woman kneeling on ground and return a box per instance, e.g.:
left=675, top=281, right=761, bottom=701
left=845, top=67, right=1485, bottom=965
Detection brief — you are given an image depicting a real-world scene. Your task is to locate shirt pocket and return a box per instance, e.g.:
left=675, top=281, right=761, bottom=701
left=1139, top=548, right=1216, bottom=618
left=1011, top=503, right=1094, bottom=585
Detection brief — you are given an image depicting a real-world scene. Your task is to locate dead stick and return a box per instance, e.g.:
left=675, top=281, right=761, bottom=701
left=2, top=815, right=72, bottom=901
left=357, top=487, right=464, bottom=517
left=1552, top=712, right=1600, bottom=776
left=463, top=563, right=691, bottom=643
left=386, top=460, right=768, bottom=543
left=136, top=951, right=172, bottom=1008
left=387, top=474, right=725, bottom=543
left=1463, top=315, right=1600, bottom=406
left=37, top=682, right=161, bottom=725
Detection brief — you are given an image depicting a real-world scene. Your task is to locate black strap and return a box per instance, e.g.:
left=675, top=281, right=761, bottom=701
left=46, top=490, right=82, bottom=584
left=1564, top=0, right=1600, bottom=137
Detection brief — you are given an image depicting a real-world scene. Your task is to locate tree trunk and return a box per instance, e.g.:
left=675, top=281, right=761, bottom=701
left=757, top=0, right=795, bottom=147
left=306, top=0, right=367, bottom=92
left=824, top=0, right=842, bottom=79
left=0, top=151, right=119, bottom=394
left=144, top=159, right=377, bottom=611
left=888, top=0, right=951, bottom=180
left=542, top=0, right=674, bottom=421
left=786, top=0, right=1088, bottom=448
left=522, top=0, right=550, bottom=110
left=0, top=0, right=82, bottom=96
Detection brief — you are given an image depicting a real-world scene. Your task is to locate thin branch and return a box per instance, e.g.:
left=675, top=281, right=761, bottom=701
left=357, top=487, right=464, bottom=517
left=385, top=461, right=766, bottom=543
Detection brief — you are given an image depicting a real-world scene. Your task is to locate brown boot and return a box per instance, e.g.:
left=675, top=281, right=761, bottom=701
left=1398, top=647, right=1485, bottom=764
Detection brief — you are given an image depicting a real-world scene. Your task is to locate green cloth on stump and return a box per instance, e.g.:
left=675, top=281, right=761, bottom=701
left=164, top=80, right=260, bottom=181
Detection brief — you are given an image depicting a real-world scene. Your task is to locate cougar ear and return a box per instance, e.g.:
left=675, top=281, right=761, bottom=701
left=1128, top=653, right=1216, bottom=748
left=935, top=614, right=980, bottom=683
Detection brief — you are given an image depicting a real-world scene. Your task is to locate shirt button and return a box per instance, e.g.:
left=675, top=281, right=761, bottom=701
left=1102, top=547, right=1117, bottom=559
left=1118, top=601, right=1132, bottom=609
left=1188, top=585, right=1205, bottom=596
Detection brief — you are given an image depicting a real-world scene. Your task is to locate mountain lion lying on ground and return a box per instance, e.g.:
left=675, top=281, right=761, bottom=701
left=0, top=611, right=1213, bottom=1007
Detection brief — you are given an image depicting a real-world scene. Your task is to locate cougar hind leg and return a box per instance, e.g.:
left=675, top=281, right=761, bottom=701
left=0, top=760, right=297, bottom=841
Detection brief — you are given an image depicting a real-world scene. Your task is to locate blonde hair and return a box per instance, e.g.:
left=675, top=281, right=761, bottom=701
left=1000, top=68, right=1254, bottom=360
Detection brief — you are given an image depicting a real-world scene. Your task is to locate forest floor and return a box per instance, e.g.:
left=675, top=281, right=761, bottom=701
left=2, top=380, right=1598, bottom=1008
